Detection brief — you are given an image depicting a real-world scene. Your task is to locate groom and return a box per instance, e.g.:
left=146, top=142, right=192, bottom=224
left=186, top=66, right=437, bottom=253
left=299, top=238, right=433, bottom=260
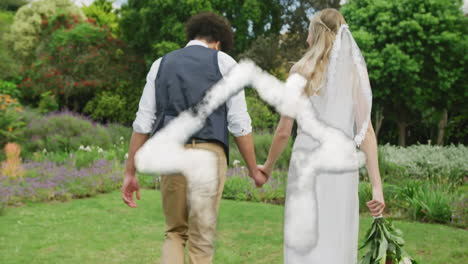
left=121, top=12, right=267, bottom=264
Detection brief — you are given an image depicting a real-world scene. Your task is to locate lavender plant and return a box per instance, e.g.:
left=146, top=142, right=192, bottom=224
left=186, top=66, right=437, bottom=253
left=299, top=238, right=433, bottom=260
left=0, top=159, right=122, bottom=205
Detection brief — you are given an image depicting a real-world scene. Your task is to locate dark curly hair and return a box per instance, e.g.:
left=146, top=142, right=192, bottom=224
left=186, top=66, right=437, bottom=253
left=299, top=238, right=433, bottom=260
left=186, top=12, right=234, bottom=53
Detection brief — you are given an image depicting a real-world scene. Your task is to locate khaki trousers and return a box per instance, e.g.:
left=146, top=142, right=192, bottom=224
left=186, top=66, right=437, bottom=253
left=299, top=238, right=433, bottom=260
left=160, top=142, right=227, bottom=264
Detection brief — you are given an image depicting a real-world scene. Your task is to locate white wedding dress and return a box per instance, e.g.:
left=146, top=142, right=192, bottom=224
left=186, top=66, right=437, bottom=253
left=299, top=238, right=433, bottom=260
left=284, top=25, right=372, bottom=264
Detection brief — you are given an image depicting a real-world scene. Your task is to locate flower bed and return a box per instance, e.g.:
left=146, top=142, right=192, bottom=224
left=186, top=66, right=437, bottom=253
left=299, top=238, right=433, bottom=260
left=0, top=159, right=122, bottom=206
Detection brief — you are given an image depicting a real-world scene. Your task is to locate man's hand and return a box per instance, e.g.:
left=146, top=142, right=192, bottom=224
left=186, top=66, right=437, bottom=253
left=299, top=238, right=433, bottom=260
left=250, top=168, right=268, bottom=188
left=121, top=173, right=140, bottom=208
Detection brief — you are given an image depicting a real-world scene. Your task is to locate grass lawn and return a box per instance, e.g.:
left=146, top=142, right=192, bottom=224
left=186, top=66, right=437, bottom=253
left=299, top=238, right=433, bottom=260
left=0, top=189, right=466, bottom=264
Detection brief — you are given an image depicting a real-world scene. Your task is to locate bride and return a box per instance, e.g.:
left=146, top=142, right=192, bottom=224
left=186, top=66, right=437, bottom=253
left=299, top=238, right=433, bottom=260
left=259, top=9, right=385, bottom=263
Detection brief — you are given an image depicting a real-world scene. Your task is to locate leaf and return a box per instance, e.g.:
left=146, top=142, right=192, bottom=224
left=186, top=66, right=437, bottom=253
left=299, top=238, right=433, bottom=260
left=380, top=251, right=387, bottom=264
left=382, top=221, right=405, bottom=245
left=360, top=219, right=379, bottom=249
left=359, top=251, right=373, bottom=264
left=377, top=226, right=389, bottom=260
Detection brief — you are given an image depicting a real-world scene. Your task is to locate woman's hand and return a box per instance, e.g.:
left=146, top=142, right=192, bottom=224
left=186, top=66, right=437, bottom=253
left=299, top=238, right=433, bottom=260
left=367, top=189, right=385, bottom=217
left=257, top=163, right=273, bottom=178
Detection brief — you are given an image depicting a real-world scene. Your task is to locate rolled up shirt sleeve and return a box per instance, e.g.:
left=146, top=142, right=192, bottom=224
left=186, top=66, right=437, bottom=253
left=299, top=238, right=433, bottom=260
left=218, top=52, right=253, bottom=137
left=132, top=58, right=162, bottom=134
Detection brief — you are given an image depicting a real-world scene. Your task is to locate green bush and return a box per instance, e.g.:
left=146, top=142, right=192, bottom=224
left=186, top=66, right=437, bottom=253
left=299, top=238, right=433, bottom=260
left=0, top=10, right=20, bottom=79
left=229, top=133, right=293, bottom=169
left=112, top=80, right=144, bottom=124
left=18, top=12, right=145, bottom=112
left=0, top=80, right=20, bottom=98
left=401, top=182, right=454, bottom=224
left=38, top=91, right=59, bottom=113
left=138, top=173, right=160, bottom=189
left=106, top=123, right=132, bottom=145
left=84, top=92, right=126, bottom=123
left=223, top=176, right=257, bottom=202
left=24, top=111, right=112, bottom=153
left=222, top=168, right=287, bottom=204
left=245, top=93, right=279, bottom=132
left=358, top=182, right=372, bottom=212
left=378, top=144, right=468, bottom=185
left=0, top=94, right=25, bottom=147
left=382, top=183, right=401, bottom=212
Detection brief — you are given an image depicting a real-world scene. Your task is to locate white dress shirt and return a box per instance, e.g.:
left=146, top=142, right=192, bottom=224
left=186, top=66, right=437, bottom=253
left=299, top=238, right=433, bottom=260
left=132, top=40, right=252, bottom=137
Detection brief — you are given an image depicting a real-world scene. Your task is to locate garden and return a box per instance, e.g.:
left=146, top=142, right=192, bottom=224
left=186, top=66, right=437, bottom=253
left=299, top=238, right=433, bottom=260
left=0, top=0, right=467, bottom=263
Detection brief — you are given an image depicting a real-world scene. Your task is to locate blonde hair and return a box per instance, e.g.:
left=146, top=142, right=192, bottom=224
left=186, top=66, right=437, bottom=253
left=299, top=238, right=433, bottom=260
left=290, top=9, right=347, bottom=96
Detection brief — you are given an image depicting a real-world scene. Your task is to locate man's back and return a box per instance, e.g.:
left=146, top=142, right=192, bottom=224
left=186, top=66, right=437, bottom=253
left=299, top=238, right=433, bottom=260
left=152, top=45, right=229, bottom=154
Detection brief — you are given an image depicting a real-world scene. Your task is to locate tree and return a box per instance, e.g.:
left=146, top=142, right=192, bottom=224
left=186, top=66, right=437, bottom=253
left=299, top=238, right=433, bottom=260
left=239, top=35, right=284, bottom=75
left=18, top=13, right=145, bottom=116
left=6, top=0, right=86, bottom=62
left=0, top=10, right=19, bottom=79
left=341, top=0, right=467, bottom=146
left=279, top=0, right=343, bottom=62
left=212, top=0, right=284, bottom=55
left=82, top=0, right=120, bottom=36
left=119, top=0, right=284, bottom=65
left=0, top=0, right=29, bottom=12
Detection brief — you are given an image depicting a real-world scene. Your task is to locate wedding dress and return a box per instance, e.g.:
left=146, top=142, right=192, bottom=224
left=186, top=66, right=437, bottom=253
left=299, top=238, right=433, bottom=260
left=284, top=25, right=372, bottom=264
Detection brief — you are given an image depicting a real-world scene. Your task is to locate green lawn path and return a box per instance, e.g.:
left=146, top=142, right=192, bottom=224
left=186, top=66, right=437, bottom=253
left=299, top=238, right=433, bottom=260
left=0, top=189, right=466, bottom=263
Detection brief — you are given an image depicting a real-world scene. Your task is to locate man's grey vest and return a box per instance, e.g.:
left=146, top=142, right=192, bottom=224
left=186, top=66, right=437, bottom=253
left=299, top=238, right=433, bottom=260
left=150, top=45, right=229, bottom=157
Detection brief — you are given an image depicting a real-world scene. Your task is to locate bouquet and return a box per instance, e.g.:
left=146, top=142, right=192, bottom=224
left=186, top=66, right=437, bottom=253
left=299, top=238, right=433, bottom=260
left=359, top=216, right=417, bottom=264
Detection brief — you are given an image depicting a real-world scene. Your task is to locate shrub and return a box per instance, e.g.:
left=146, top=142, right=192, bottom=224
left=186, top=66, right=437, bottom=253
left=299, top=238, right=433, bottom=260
left=223, top=167, right=286, bottom=203
left=358, top=182, right=372, bottom=212
left=0, top=10, right=21, bottom=79
left=138, top=173, right=160, bottom=189
left=84, top=92, right=126, bottom=123
left=360, top=181, right=408, bottom=214
left=245, top=93, right=279, bottom=132
left=82, top=0, right=119, bottom=36
left=18, top=12, right=145, bottom=111
left=378, top=144, right=468, bottom=185
left=0, top=80, right=20, bottom=98
left=257, top=170, right=287, bottom=204
left=382, top=183, right=401, bottom=212
left=24, top=111, right=112, bottom=153
left=0, top=94, right=25, bottom=147
left=106, top=123, right=132, bottom=144
left=0, top=159, right=121, bottom=204
left=112, top=80, right=144, bottom=124
left=37, top=91, right=59, bottom=113
left=401, top=182, right=454, bottom=224
left=229, top=133, right=293, bottom=169
left=6, top=0, right=85, bottom=60
left=223, top=176, right=257, bottom=201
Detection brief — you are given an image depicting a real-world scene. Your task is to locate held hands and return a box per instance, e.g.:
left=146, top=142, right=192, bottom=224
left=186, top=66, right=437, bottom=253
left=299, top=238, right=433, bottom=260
left=257, top=164, right=273, bottom=179
left=249, top=167, right=269, bottom=188
left=253, top=163, right=273, bottom=188
left=121, top=172, right=141, bottom=208
left=367, top=188, right=385, bottom=217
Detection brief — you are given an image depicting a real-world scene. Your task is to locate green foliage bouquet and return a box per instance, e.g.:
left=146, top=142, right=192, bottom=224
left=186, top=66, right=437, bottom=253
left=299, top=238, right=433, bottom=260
left=360, top=217, right=417, bottom=264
